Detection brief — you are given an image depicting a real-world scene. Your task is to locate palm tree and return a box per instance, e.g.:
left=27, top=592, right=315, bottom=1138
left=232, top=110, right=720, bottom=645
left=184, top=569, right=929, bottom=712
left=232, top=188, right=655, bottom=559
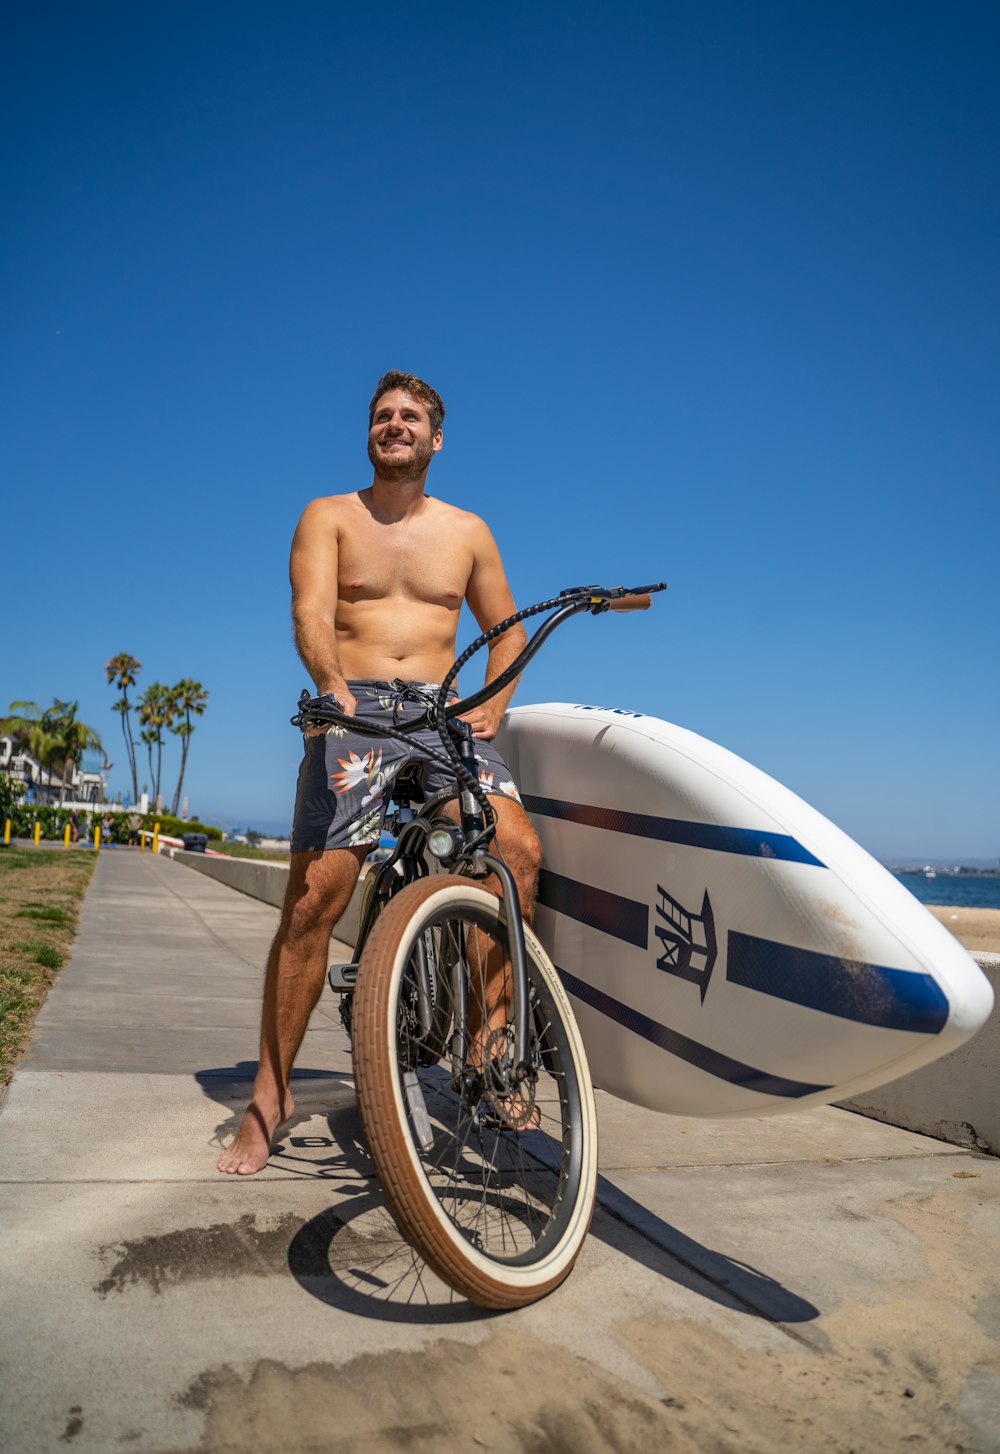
left=137, top=682, right=173, bottom=806
left=105, top=653, right=142, bottom=804
left=168, top=678, right=208, bottom=816
left=0, top=701, right=57, bottom=798
left=48, top=702, right=103, bottom=805
left=1, top=700, right=102, bottom=804
left=40, top=699, right=76, bottom=799
left=139, top=726, right=157, bottom=803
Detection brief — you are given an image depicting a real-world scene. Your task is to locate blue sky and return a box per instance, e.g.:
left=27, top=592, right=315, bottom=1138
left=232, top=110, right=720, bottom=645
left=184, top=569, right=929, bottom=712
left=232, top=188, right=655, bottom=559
left=3, top=1, right=997, bottom=858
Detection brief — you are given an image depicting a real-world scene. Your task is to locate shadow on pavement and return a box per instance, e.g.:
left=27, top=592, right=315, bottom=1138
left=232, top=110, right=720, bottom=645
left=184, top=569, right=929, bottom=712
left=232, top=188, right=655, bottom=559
left=592, top=1174, right=819, bottom=1324
left=193, top=1064, right=817, bottom=1327
left=274, top=1100, right=820, bottom=1328
left=194, top=1063, right=818, bottom=1327
left=287, top=1101, right=492, bottom=1324
left=194, top=1062, right=355, bottom=1160
left=194, top=1060, right=347, bottom=1086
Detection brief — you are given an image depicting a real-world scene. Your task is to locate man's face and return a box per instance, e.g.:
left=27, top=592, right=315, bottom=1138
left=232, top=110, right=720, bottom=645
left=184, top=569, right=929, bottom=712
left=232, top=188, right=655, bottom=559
left=367, top=388, right=442, bottom=481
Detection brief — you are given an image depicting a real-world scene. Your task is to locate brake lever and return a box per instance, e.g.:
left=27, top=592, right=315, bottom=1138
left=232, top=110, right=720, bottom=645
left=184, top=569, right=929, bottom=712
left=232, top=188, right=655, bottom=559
left=291, top=688, right=342, bottom=729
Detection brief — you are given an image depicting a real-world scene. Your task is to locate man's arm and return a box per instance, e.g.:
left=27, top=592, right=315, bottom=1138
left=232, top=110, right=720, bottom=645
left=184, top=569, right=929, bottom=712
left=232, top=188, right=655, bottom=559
left=289, top=499, right=358, bottom=717
left=461, top=520, right=527, bottom=740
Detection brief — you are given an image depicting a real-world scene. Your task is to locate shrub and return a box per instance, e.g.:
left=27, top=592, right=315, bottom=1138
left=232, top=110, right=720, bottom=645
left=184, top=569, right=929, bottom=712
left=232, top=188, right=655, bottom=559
left=147, top=814, right=222, bottom=840
left=4, top=802, right=222, bottom=843
left=0, top=773, right=25, bottom=820
left=9, top=804, right=69, bottom=841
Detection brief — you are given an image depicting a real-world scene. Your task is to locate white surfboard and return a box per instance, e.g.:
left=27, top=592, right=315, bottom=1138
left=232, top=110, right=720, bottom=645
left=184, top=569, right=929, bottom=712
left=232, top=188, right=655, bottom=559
left=495, top=704, right=993, bottom=1118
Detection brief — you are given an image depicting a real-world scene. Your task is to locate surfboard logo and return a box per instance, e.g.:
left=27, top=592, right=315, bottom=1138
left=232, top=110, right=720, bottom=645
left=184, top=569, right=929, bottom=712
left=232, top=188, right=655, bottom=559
left=653, top=885, right=718, bottom=1001
left=571, top=705, right=645, bottom=717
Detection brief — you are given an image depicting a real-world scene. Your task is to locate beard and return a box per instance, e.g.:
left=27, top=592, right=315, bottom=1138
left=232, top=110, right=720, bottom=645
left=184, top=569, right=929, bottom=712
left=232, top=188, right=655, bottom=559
left=367, top=433, right=435, bottom=482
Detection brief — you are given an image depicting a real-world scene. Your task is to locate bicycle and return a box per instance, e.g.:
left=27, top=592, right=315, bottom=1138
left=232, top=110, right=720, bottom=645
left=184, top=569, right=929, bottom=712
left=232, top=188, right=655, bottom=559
left=292, top=580, right=666, bottom=1308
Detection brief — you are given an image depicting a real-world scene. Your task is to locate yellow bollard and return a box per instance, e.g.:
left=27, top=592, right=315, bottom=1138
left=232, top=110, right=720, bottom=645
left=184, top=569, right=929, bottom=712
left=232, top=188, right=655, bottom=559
left=34, top=821, right=41, bottom=847
left=64, top=823, right=71, bottom=847
left=153, top=822, right=160, bottom=854
left=94, top=826, right=101, bottom=851
left=3, top=819, right=10, bottom=846
left=140, top=830, right=145, bottom=853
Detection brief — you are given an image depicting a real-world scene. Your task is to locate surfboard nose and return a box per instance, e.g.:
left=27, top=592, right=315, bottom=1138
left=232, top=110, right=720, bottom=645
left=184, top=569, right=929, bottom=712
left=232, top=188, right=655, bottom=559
left=944, top=949, right=994, bottom=1038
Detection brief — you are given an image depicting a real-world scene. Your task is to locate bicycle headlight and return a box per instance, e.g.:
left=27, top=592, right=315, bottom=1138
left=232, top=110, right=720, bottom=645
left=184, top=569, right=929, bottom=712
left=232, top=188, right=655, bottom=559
left=427, top=827, right=457, bottom=861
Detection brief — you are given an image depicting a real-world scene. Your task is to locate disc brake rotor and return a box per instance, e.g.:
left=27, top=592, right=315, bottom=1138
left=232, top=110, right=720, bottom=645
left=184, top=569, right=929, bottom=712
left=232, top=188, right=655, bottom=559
left=479, top=1027, right=537, bottom=1129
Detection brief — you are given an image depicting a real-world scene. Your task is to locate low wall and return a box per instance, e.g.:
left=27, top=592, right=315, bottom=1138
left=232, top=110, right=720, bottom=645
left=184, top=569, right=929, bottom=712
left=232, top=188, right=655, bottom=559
left=837, top=954, right=999, bottom=1156
left=162, top=847, right=998, bottom=1154
left=162, top=848, right=364, bottom=946
left=164, top=849, right=289, bottom=908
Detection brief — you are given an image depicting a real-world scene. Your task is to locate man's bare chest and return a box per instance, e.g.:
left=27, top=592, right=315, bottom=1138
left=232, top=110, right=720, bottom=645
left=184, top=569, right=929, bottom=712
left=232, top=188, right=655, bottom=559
left=337, top=522, right=472, bottom=605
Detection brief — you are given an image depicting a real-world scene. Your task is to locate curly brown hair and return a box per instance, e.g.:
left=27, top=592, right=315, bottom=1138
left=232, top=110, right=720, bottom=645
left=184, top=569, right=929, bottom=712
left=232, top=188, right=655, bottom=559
left=368, top=371, right=445, bottom=435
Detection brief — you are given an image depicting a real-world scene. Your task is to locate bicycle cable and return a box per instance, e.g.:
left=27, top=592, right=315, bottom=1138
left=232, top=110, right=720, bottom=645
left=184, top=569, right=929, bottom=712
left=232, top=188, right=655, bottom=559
left=292, top=580, right=666, bottom=851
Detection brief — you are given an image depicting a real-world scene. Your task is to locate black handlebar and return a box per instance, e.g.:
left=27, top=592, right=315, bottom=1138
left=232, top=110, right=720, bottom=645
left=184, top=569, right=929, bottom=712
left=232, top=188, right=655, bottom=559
left=291, top=580, right=666, bottom=737
left=559, top=581, right=667, bottom=611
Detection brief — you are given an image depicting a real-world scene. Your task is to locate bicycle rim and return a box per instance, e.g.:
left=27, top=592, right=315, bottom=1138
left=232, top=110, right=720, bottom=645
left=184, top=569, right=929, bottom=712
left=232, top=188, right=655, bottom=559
left=352, top=875, right=598, bottom=1309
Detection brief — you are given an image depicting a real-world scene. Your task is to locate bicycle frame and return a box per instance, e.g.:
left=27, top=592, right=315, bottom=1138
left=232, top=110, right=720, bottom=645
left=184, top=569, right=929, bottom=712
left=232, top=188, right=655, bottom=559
left=350, top=787, right=533, bottom=1086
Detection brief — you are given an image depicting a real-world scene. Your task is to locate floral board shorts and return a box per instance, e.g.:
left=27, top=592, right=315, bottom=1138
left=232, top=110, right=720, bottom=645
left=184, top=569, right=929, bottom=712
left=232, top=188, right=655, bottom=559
left=290, top=680, right=523, bottom=853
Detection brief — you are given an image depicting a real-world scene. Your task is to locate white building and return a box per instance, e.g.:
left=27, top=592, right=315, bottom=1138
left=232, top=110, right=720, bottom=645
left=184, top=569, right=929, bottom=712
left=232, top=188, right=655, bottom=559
left=0, top=736, right=108, bottom=807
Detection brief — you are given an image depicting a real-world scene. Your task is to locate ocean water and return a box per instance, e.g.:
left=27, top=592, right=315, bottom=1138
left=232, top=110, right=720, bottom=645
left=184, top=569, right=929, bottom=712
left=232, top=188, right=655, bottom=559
left=893, top=873, right=1000, bottom=911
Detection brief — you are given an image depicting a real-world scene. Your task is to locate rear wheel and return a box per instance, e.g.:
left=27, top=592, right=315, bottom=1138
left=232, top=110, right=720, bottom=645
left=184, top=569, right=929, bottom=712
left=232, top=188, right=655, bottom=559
left=352, top=875, right=598, bottom=1309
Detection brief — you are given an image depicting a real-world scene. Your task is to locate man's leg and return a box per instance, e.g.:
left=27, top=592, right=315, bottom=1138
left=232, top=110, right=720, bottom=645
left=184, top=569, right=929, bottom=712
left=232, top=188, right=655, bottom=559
left=217, top=845, right=367, bottom=1175
left=490, top=794, right=542, bottom=924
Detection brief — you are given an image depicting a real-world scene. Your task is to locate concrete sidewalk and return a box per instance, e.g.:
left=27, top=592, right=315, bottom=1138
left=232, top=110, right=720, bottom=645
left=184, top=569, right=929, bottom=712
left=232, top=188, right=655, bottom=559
left=1, top=850, right=998, bottom=1453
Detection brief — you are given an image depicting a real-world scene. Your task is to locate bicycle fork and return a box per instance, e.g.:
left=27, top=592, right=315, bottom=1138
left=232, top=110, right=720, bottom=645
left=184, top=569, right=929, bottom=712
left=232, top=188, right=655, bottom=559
left=454, top=725, right=533, bottom=1084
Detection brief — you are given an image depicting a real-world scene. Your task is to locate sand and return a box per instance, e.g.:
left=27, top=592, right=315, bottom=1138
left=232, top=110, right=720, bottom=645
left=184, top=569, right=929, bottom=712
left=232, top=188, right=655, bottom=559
left=172, top=1171, right=1000, bottom=1454
left=927, top=905, right=1000, bottom=954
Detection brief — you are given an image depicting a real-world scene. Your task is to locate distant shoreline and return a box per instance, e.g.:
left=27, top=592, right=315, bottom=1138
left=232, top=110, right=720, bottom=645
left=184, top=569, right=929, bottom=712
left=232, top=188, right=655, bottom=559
left=891, top=868, right=1000, bottom=878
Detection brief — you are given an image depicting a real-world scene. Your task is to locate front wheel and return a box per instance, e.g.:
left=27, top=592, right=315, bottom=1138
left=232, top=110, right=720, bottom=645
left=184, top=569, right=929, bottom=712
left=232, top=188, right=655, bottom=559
left=352, top=875, right=598, bottom=1309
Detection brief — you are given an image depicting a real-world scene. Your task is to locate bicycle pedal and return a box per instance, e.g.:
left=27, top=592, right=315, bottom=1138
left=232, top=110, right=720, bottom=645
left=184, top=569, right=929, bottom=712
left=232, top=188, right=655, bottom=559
left=328, top=961, right=360, bottom=992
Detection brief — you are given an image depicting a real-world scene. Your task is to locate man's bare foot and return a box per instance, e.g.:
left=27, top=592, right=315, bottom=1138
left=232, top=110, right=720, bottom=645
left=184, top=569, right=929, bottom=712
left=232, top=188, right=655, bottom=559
left=217, top=1095, right=294, bottom=1175
left=484, top=1088, right=542, bottom=1133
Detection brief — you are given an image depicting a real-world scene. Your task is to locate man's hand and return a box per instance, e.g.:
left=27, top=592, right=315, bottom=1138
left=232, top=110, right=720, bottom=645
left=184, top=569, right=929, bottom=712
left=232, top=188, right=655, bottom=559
left=458, top=703, right=504, bottom=741
left=322, top=684, right=358, bottom=718
left=304, top=684, right=358, bottom=737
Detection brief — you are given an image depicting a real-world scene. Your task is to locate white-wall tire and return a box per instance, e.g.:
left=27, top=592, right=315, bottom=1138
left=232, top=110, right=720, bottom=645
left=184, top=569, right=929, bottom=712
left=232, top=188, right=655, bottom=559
left=353, top=875, right=598, bottom=1309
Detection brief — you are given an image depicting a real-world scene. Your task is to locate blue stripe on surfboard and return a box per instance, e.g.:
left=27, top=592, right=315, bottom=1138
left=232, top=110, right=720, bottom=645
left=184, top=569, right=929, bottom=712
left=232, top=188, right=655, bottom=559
left=555, top=966, right=831, bottom=1099
left=522, top=794, right=825, bottom=867
left=538, top=869, right=947, bottom=1033
left=537, top=868, right=648, bottom=949
left=726, top=932, right=949, bottom=1034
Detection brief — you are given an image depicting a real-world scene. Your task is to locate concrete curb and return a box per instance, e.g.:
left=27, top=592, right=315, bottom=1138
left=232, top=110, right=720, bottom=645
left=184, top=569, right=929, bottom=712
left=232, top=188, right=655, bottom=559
left=838, top=954, right=999, bottom=1156
left=162, top=848, right=289, bottom=908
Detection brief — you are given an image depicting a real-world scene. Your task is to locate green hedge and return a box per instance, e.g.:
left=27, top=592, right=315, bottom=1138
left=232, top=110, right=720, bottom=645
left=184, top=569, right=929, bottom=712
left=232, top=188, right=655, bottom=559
left=5, top=804, right=78, bottom=841
left=3, top=803, right=222, bottom=843
left=150, top=815, right=222, bottom=841
left=0, top=773, right=25, bottom=819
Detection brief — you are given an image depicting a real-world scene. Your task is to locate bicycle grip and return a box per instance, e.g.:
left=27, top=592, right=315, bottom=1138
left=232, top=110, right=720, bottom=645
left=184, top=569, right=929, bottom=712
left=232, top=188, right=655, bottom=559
left=609, top=592, right=652, bottom=612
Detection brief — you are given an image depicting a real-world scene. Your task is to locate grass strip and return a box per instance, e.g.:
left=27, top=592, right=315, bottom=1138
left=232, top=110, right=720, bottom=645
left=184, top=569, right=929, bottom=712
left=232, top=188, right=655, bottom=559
left=0, top=848, right=97, bottom=1084
left=16, top=906, right=74, bottom=924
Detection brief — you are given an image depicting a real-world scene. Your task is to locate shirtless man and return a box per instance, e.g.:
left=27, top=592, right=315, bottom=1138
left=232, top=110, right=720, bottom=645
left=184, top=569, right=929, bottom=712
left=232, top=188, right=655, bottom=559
left=218, top=371, right=541, bottom=1174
